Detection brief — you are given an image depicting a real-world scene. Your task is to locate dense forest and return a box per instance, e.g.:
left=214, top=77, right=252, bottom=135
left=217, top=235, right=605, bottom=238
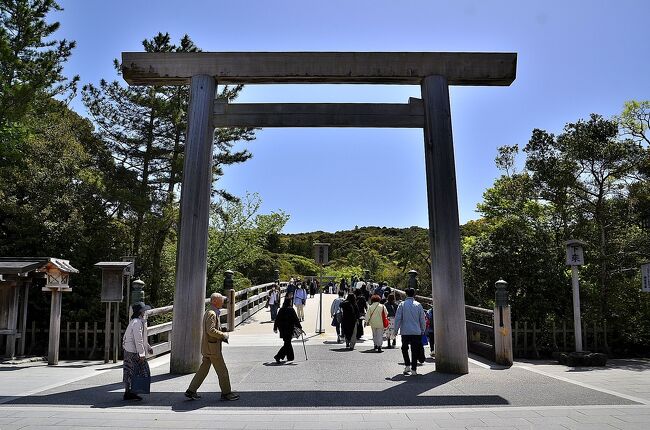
left=1, top=1, right=649, bottom=354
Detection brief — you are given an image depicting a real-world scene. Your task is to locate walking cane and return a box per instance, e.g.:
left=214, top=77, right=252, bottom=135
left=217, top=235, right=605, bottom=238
left=301, top=330, right=308, bottom=361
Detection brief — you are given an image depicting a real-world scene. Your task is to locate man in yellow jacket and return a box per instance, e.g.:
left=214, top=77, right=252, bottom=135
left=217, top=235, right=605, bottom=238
left=185, top=292, right=239, bottom=401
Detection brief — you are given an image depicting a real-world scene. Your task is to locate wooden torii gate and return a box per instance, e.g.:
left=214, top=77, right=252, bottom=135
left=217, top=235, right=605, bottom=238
left=121, top=51, right=517, bottom=375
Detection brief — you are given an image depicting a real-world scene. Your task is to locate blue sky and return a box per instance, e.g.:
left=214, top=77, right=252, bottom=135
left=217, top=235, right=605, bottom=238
left=55, top=0, right=649, bottom=233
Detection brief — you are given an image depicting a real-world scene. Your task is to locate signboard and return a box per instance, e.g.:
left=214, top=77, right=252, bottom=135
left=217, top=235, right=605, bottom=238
left=642, top=263, right=650, bottom=293
left=313, top=243, right=330, bottom=265
left=101, top=270, right=124, bottom=302
left=566, top=243, right=585, bottom=266
left=96, top=262, right=132, bottom=302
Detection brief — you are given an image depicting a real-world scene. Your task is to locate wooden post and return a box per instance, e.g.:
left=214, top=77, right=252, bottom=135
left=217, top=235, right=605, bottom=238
left=4, top=284, right=19, bottom=358
left=47, top=290, right=62, bottom=365
left=84, top=322, right=88, bottom=355
left=29, top=320, right=36, bottom=352
left=227, top=289, right=235, bottom=332
left=493, top=305, right=513, bottom=366
left=421, top=75, right=468, bottom=374
left=170, top=74, right=217, bottom=374
left=113, top=304, right=119, bottom=363
left=18, top=281, right=30, bottom=356
left=104, top=302, right=111, bottom=363
left=523, top=321, right=528, bottom=356
left=571, top=265, right=583, bottom=352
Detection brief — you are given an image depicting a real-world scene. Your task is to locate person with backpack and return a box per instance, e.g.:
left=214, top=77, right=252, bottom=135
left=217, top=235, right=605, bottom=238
left=366, top=294, right=388, bottom=352
left=394, top=288, right=426, bottom=376
left=330, top=290, right=345, bottom=343
left=273, top=298, right=302, bottom=363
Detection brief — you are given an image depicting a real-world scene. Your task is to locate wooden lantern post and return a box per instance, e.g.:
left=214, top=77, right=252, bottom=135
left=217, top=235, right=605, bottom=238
left=39, top=259, right=79, bottom=365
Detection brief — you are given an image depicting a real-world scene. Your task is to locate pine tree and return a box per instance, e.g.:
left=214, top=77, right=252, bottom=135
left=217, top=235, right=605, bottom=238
left=82, top=32, right=254, bottom=305
left=0, top=0, right=78, bottom=159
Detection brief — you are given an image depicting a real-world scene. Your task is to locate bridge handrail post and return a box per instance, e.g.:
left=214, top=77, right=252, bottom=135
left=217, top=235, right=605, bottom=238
left=493, top=279, right=513, bottom=366
left=227, top=288, right=236, bottom=332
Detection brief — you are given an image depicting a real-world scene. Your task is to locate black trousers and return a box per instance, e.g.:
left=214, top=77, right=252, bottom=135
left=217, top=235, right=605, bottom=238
left=275, top=337, right=294, bottom=361
left=401, top=335, right=424, bottom=370
left=356, top=319, right=364, bottom=339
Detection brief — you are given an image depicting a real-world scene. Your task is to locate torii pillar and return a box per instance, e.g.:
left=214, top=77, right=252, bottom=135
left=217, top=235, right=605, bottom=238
left=422, top=75, right=468, bottom=374
left=170, top=75, right=216, bottom=373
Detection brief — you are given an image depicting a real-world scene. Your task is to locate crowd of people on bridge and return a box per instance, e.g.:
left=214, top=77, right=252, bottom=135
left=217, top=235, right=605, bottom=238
left=120, top=276, right=435, bottom=403
left=268, top=277, right=435, bottom=377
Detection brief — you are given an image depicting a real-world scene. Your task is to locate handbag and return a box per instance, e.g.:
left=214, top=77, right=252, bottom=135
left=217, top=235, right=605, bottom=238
left=292, top=325, right=304, bottom=339
left=131, top=374, right=150, bottom=394
left=382, top=309, right=389, bottom=329
left=421, top=333, right=429, bottom=346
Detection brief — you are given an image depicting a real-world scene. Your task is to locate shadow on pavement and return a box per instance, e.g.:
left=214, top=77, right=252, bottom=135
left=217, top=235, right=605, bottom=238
left=6, top=371, right=509, bottom=410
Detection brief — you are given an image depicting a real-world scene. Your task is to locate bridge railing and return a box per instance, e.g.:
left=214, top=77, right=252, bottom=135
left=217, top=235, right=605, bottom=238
left=144, top=281, right=286, bottom=358
left=391, top=288, right=507, bottom=364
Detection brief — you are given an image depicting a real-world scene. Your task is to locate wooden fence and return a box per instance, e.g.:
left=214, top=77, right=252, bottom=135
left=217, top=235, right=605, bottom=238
left=143, top=282, right=286, bottom=359
left=22, top=282, right=285, bottom=360
left=512, top=319, right=611, bottom=358
left=392, top=288, right=498, bottom=362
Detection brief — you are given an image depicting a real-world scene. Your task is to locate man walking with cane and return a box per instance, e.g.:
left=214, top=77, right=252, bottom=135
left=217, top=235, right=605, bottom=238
left=185, top=293, right=239, bottom=401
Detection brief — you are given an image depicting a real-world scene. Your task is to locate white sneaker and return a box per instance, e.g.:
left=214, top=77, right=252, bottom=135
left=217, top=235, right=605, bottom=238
left=412, top=368, right=418, bottom=376
left=403, top=366, right=411, bottom=375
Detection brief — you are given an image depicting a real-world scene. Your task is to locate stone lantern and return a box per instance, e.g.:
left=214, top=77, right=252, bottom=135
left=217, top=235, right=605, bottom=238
left=407, top=270, right=419, bottom=291
left=131, top=278, right=145, bottom=305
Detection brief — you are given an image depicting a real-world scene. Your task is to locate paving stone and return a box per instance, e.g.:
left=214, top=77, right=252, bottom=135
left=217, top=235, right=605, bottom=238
left=561, top=423, right=618, bottom=430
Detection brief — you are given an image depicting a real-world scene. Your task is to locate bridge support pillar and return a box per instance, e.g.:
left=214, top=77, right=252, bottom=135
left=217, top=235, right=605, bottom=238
left=421, top=75, right=469, bottom=374
left=170, top=75, right=216, bottom=374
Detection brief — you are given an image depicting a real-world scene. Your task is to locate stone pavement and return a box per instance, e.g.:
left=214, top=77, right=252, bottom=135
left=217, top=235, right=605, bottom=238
left=1, top=294, right=649, bottom=429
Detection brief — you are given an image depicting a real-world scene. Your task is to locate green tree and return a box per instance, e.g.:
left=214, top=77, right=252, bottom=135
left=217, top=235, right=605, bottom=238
left=206, top=193, right=288, bottom=293
left=82, top=32, right=255, bottom=305
left=0, top=99, right=127, bottom=320
left=525, top=114, right=644, bottom=319
left=618, top=100, right=649, bottom=146
left=0, top=0, right=77, bottom=122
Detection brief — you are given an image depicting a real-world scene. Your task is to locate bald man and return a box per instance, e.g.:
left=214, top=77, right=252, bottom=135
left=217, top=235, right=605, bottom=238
left=185, top=292, right=239, bottom=401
